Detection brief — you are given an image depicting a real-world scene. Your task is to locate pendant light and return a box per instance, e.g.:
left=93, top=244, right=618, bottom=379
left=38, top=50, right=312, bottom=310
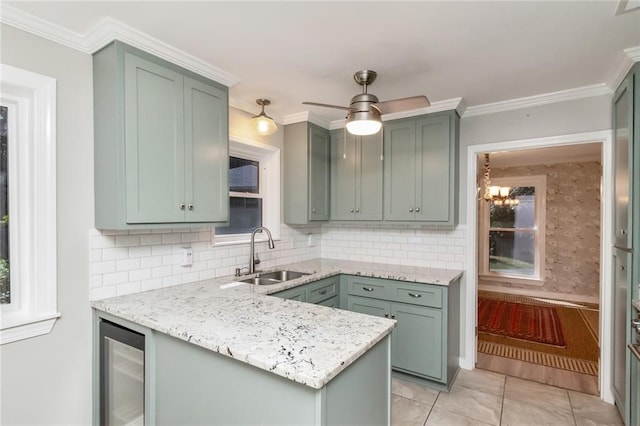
left=250, top=99, right=278, bottom=136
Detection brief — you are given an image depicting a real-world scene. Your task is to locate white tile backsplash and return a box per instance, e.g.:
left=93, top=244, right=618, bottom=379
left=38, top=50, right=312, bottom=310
left=90, top=223, right=466, bottom=300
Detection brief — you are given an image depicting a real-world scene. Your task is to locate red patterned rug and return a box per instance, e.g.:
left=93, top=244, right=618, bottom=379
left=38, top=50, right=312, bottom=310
left=478, top=298, right=566, bottom=347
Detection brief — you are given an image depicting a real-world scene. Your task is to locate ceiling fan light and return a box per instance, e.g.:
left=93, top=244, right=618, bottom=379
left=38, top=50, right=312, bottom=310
left=345, top=109, right=382, bottom=136
left=251, top=99, right=278, bottom=136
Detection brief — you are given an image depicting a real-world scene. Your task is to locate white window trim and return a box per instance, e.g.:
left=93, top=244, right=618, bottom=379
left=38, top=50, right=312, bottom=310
left=213, top=136, right=280, bottom=245
left=479, top=175, right=546, bottom=284
left=0, top=63, right=59, bottom=344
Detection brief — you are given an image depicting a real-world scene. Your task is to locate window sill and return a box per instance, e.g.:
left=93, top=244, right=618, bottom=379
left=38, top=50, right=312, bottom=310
left=479, top=274, right=544, bottom=286
left=0, top=312, right=61, bottom=345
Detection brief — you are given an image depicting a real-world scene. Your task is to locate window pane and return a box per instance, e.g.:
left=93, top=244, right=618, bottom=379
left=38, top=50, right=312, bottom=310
left=229, top=157, right=259, bottom=193
left=0, top=106, right=9, bottom=304
left=489, top=230, right=535, bottom=276
left=216, top=197, right=262, bottom=235
left=490, top=186, right=535, bottom=228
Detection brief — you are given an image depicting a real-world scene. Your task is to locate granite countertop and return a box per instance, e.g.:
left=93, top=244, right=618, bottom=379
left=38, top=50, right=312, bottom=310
left=91, top=259, right=463, bottom=389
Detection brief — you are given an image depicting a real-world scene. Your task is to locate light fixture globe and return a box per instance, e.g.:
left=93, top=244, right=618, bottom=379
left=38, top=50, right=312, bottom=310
left=251, top=99, right=278, bottom=136
left=345, top=108, right=382, bottom=136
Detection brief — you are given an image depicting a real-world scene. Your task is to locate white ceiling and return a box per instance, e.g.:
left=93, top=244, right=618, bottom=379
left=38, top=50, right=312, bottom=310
left=3, top=1, right=640, bottom=123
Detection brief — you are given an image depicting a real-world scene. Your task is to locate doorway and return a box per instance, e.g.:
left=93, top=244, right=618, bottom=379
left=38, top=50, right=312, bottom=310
left=474, top=144, right=602, bottom=394
left=464, top=130, right=614, bottom=403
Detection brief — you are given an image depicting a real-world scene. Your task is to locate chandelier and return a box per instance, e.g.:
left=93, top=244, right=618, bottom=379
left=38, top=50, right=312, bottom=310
left=481, top=153, right=519, bottom=206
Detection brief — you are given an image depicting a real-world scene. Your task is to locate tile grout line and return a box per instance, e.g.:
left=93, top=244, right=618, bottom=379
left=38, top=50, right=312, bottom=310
left=423, top=390, right=442, bottom=425
left=567, top=389, right=578, bottom=426
left=499, top=374, right=507, bottom=426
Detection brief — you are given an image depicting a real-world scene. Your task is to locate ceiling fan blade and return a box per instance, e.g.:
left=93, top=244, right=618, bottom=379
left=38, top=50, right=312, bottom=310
left=374, top=95, right=430, bottom=115
left=302, top=101, right=350, bottom=111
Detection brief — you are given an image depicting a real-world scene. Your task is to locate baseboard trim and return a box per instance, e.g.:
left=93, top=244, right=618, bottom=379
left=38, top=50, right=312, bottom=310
left=478, top=284, right=599, bottom=305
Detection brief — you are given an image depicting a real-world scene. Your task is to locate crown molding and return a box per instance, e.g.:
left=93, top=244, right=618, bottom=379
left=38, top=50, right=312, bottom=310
left=626, top=46, right=640, bottom=62
left=463, top=84, right=612, bottom=118
left=282, top=111, right=331, bottom=129
left=0, top=4, right=240, bottom=87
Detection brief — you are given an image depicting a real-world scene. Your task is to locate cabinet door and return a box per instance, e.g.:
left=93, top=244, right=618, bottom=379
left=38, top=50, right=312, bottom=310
left=391, top=303, right=443, bottom=381
left=273, top=286, right=306, bottom=302
left=124, top=53, right=185, bottom=223
left=331, top=130, right=357, bottom=220
left=613, top=77, right=633, bottom=249
left=184, top=77, right=228, bottom=223
left=613, top=249, right=631, bottom=412
left=347, top=295, right=390, bottom=318
left=357, top=133, right=384, bottom=220
left=384, top=120, right=416, bottom=221
left=309, top=125, right=331, bottom=220
left=415, top=115, right=451, bottom=222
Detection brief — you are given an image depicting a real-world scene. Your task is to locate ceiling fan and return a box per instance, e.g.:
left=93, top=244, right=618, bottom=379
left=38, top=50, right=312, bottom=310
left=303, top=70, right=430, bottom=136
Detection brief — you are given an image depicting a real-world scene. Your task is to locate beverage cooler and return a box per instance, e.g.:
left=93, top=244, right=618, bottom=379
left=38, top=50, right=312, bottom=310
left=99, top=319, right=145, bottom=426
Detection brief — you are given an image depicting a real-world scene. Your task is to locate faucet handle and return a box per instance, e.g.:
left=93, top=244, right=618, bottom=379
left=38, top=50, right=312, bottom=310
left=235, top=267, right=250, bottom=277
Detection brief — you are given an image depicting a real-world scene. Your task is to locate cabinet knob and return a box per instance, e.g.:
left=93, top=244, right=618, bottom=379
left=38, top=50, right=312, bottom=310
left=319, top=289, right=327, bottom=295
left=390, top=314, right=396, bottom=319
left=355, top=208, right=360, bottom=213
left=350, top=209, right=354, bottom=213
left=621, top=265, right=627, bottom=272
left=409, top=208, right=413, bottom=212
left=620, top=229, right=628, bottom=235
left=312, top=208, right=316, bottom=213
left=384, top=313, right=389, bottom=318
left=188, top=203, right=194, bottom=211
left=179, top=202, right=186, bottom=210
left=415, top=207, right=420, bottom=213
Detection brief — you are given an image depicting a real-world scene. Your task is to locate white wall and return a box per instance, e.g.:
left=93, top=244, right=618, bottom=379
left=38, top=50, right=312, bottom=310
left=458, top=95, right=612, bottom=223
left=0, top=24, right=94, bottom=425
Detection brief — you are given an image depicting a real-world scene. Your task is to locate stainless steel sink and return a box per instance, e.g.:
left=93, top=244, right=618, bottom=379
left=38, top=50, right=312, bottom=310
left=238, top=270, right=310, bottom=285
left=258, top=270, right=310, bottom=281
left=238, top=277, right=283, bottom=286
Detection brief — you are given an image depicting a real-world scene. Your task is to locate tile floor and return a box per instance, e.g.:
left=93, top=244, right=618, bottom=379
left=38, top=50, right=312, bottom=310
left=391, top=369, right=623, bottom=426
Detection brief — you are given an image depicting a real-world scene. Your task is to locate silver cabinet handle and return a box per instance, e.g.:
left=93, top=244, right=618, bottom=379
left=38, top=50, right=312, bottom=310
left=350, top=208, right=354, bottom=213
left=415, top=207, right=420, bottom=213
left=621, top=265, right=627, bottom=272
left=179, top=202, right=186, bottom=210
left=312, top=208, right=316, bottom=213
left=391, top=314, right=396, bottom=319
left=621, top=229, right=628, bottom=235
left=319, top=289, right=327, bottom=295
left=363, top=286, right=374, bottom=292
left=188, top=203, right=194, bottom=211
left=631, top=319, right=640, bottom=327
left=408, top=293, right=422, bottom=298
left=409, top=208, right=413, bottom=212
left=355, top=208, right=360, bottom=213
left=384, top=313, right=389, bottom=318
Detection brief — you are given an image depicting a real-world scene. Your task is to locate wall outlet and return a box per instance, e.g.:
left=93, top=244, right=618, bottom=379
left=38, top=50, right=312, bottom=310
left=307, top=233, right=314, bottom=247
left=180, top=247, right=193, bottom=267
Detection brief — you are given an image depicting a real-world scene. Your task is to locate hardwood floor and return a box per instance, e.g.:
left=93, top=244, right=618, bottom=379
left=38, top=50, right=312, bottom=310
left=476, top=291, right=600, bottom=395
left=476, top=352, right=599, bottom=395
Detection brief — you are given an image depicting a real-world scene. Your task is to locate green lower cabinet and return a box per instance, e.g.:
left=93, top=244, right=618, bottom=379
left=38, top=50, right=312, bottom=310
left=272, top=276, right=340, bottom=306
left=391, top=303, right=443, bottom=381
left=344, top=275, right=459, bottom=390
left=317, top=295, right=339, bottom=308
left=347, top=295, right=444, bottom=382
left=273, top=285, right=306, bottom=301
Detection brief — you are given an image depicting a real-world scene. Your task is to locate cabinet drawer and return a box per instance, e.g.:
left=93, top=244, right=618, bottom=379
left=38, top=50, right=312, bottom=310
left=346, top=277, right=387, bottom=300
left=306, top=277, right=339, bottom=304
left=273, top=286, right=305, bottom=301
left=389, top=283, right=443, bottom=308
left=316, top=295, right=339, bottom=308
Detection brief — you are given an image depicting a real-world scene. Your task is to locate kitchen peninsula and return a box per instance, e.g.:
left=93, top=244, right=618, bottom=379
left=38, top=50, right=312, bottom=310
left=92, top=259, right=462, bottom=425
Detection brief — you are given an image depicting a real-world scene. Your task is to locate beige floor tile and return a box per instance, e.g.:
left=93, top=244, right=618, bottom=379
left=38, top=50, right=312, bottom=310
left=392, top=394, right=432, bottom=426
left=433, top=385, right=503, bottom=425
left=425, top=407, right=495, bottom=426
left=502, top=376, right=575, bottom=425
left=568, top=390, right=623, bottom=426
left=392, top=378, right=439, bottom=406
left=453, top=368, right=506, bottom=397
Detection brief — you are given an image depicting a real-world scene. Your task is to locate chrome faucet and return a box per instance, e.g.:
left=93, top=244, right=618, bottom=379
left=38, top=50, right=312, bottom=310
left=249, top=226, right=275, bottom=274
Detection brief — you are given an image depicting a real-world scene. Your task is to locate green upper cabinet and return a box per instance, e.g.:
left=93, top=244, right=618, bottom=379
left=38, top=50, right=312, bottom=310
left=284, top=122, right=331, bottom=224
left=330, top=130, right=383, bottom=221
left=383, top=111, right=459, bottom=227
left=94, top=41, right=229, bottom=229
